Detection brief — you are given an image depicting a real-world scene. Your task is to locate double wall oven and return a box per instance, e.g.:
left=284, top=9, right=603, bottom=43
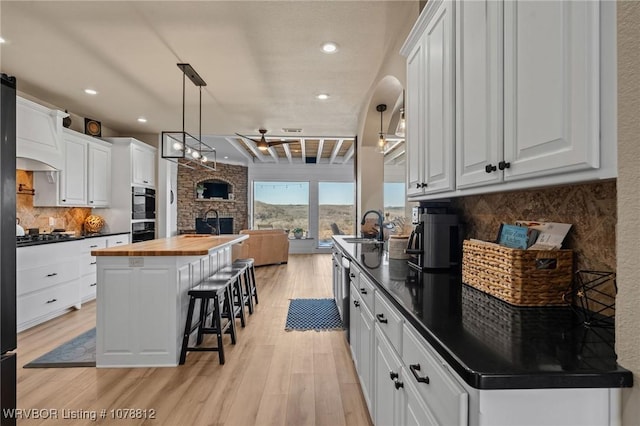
left=131, top=186, right=156, bottom=242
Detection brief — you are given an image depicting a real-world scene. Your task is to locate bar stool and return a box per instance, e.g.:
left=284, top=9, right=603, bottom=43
left=213, top=265, right=249, bottom=326
left=179, top=276, right=236, bottom=365
left=233, top=258, right=258, bottom=307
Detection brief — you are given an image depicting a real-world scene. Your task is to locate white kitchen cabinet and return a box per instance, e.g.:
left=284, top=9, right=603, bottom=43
left=88, top=142, right=111, bottom=207
left=402, top=0, right=455, bottom=197
left=456, top=0, right=601, bottom=190
left=374, top=325, right=405, bottom=426
left=349, top=282, right=361, bottom=367
left=79, top=234, right=129, bottom=302
left=132, top=143, right=156, bottom=187
left=358, top=296, right=374, bottom=413
left=100, top=137, right=157, bottom=236
left=33, top=128, right=111, bottom=208
left=16, top=242, right=81, bottom=331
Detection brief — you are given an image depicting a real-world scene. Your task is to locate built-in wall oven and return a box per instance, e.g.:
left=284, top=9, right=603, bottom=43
left=131, top=221, right=155, bottom=243
left=132, top=187, right=156, bottom=219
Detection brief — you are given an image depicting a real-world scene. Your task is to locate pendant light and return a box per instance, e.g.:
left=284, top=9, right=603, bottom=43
left=161, top=63, right=216, bottom=171
left=395, top=90, right=406, bottom=138
left=376, top=104, right=387, bottom=154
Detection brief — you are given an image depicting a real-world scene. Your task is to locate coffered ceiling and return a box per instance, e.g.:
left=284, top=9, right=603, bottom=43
left=0, top=1, right=416, bottom=166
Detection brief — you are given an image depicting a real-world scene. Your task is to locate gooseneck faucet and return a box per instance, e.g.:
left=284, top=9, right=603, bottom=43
left=361, top=210, right=384, bottom=241
left=203, top=209, right=221, bottom=235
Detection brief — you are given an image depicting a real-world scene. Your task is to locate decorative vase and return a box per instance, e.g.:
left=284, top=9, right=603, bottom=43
left=62, top=110, right=72, bottom=128
left=197, top=189, right=204, bottom=199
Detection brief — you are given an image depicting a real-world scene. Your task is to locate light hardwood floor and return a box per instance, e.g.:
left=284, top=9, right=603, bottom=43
left=16, top=254, right=372, bottom=426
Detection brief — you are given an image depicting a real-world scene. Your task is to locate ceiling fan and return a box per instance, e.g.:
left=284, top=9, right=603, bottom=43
left=235, top=129, right=295, bottom=152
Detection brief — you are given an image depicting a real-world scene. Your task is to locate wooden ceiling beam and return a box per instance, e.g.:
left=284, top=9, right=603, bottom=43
left=342, top=144, right=355, bottom=163
left=316, top=139, right=325, bottom=164
left=329, top=139, right=344, bottom=164
left=283, top=144, right=293, bottom=163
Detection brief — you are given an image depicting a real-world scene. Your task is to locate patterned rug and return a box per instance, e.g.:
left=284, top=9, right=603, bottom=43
left=24, top=328, right=96, bottom=368
left=285, top=298, right=344, bottom=331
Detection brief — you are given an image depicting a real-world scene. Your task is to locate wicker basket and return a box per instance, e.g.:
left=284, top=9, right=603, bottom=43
left=462, top=239, right=573, bottom=306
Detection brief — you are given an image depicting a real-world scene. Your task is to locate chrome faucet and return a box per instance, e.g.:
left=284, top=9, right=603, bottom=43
left=360, top=210, right=384, bottom=241
left=202, top=209, right=220, bottom=235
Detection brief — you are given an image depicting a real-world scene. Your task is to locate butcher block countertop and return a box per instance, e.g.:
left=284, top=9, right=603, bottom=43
left=91, top=234, right=248, bottom=256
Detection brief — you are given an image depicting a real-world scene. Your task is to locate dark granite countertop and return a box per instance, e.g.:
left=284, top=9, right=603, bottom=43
left=16, top=231, right=130, bottom=248
left=333, top=236, right=633, bottom=390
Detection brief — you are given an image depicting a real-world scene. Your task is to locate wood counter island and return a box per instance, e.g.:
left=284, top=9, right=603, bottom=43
left=92, top=234, right=248, bottom=367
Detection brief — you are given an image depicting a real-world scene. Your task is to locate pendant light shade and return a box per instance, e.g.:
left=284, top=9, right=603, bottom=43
left=376, top=104, right=387, bottom=154
left=395, top=90, right=406, bottom=138
left=161, top=63, right=216, bottom=171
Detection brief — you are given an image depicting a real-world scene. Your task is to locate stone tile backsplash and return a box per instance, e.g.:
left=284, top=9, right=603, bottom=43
left=16, top=170, right=92, bottom=234
left=451, top=180, right=617, bottom=273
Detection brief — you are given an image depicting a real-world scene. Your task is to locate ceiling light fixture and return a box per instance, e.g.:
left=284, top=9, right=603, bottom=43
left=321, top=42, right=338, bottom=54
left=395, top=90, right=406, bottom=138
left=317, top=93, right=329, bottom=100
left=137, top=117, right=147, bottom=123
left=377, top=104, right=387, bottom=154
left=0, top=37, right=6, bottom=44
left=84, top=89, right=98, bottom=95
left=161, top=63, right=216, bottom=171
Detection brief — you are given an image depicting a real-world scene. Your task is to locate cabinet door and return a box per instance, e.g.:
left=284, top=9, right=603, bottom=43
left=374, top=326, right=403, bottom=426
left=406, top=37, right=425, bottom=197
left=402, top=371, right=439, bottom=426
left=359, top=301, right=374, bottom=412
left=88, top=143, right=111, bottom=207
left=132, top=144, right=155, bottom=186
left=60, top=137, right=88, bottom=205
left=503, top=1, right=600, bottom=180
left=455, top=0, right=503, bottom=189
left=349, top=283, right=360, bottom=368
left=423, top=0, right=455, bottom=194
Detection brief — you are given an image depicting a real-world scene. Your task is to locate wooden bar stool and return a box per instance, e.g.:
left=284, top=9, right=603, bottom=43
left=213, top=266, right=249, bottom=326
left=233, top=258, right=258, bottom=307
left=179, top=277, right=236, bottom=365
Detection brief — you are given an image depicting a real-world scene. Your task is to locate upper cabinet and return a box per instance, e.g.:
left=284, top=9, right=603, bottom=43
left=33, top=129, right=111, bottom=208
left=402, top=0, right=455, bottom=197
left=131, top=143, right=156, bottom=187
left=403, top=0, right=615, bottom=199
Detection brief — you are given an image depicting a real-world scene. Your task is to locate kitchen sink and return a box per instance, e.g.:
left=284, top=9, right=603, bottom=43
left=341, top=237, right=383, bottom=244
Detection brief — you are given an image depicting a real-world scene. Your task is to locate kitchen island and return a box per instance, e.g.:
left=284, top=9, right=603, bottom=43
left=333, top=235, right=632, bottom=425
left=92, top=234, right=248, bottom=367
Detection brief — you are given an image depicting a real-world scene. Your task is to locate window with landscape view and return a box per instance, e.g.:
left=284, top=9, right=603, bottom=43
left=253, top=181, right=309, bottom=235
left=318, top=182, right=355, bottom=245
left=384, top=182, right=405, bottom=222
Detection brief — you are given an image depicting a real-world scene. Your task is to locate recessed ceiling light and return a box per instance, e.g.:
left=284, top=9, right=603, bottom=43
left=321, top=42, right=338, bottom=54
left=137, top=117, right=147, bottom=123
left=84, top=89, right=98, bottom=95
left=316, top=93, right=329, bottom=100
left=0, top=37, right=6, bottom=44
left=224, top=156, right=229, bottom=159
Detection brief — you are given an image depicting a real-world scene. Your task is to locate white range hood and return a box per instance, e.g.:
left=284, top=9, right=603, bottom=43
left=16, top=96, right=66, bottom=171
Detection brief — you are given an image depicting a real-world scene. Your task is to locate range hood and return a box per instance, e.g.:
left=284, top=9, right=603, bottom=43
left=16, top=157, right=57, bottom=171
left=16, top=96, right=65, bottom=171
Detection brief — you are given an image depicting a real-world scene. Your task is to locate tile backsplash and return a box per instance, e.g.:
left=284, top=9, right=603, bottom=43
left=451, top=180, right=617, bottom=273
left=16, top=170, right=91, bottom=234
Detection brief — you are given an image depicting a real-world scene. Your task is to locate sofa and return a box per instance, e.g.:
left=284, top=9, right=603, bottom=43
left=237, top=229, right=290, bottom=266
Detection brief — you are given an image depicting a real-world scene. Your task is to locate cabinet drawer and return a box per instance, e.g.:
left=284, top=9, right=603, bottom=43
left=80, top=237, right=107, bottom=253
left=81, top=255, right=97, bottom=276
left=107, top=235, right=129, bottom=247
left=17, top=280, right=80, bottom=326
left=402, top=324, right=468, bottom=426
left=374, top=292, right=403, bottom=353
left=17, top=260, right=79, bottom=296
left=81, top=273, right=98, bottom=300
left=359, top=274, right=375, bottom=311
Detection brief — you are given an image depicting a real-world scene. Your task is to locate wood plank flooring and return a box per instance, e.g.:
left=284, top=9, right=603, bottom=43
left=15, top=254, right=373, bottom=426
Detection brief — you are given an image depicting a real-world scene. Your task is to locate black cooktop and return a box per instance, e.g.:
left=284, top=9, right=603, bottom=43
left=16, top=233, right=77, bottom=247
left=334, top=237, right=633, bottom=390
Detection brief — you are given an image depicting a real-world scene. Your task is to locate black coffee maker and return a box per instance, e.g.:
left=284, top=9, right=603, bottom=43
left=406, top=212, right=461, bottom=270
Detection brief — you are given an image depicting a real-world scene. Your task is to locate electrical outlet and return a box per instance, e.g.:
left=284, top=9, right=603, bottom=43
left=129, top=257, right=144, bottom=267
left=49, top=217, right=55, bottom=227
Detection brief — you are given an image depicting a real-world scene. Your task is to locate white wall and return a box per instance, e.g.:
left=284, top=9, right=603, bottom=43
left=616, top=1, right=640, bottom=422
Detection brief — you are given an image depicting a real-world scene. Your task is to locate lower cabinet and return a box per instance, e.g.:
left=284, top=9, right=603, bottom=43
left=79, top=234, right=130, bottom=302
left=374, top=325, right=404, bottom=426
left=350, top=281, right=374, bottom=414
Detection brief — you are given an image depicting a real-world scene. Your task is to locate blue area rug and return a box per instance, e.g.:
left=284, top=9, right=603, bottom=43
left=285, top=298, right=344, bottom=331
left=24, top=328, right=96, bottom=368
